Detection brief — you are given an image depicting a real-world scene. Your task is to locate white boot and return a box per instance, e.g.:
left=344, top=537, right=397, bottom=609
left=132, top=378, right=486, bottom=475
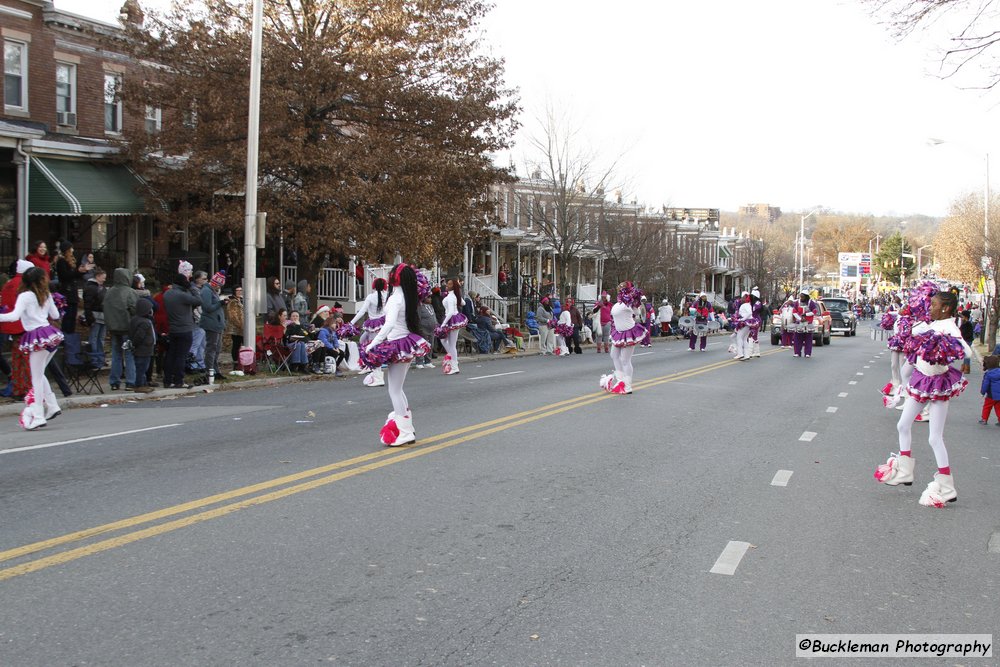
left=447, top=357, right=460, bottom=375
left=919, top=473, right=957, bottom=507
left=43, top=388, right=61, bottom=421
left=441, top=355, right=452, bottom=374
left=874, top=452, right=914, bottom=486
left=364, top=367, right=385, bottom=387
left=914, top=405, right=930, bottom=423
left=623, top=376, right=633, bottom=394
left=752, top=340, right=760, bottom=357
left=600, top=372, right=617, bottom=392
left=393, top=412, right=416, bottom=446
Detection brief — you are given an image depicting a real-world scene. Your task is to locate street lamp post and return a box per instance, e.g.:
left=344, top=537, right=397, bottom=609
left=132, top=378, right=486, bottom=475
left=917, top=244, right=932, bottom=278
left=799, top=208, right=822, bottom=288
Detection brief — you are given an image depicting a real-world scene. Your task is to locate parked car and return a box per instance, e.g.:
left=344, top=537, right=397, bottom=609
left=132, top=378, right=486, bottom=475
left=770, top=300, right=832, bottom=346
left=822, top=297, right=857, bottom=336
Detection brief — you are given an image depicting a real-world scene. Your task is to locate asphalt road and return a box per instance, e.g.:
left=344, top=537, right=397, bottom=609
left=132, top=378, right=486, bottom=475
left=1, top=333, right=998, bottom=666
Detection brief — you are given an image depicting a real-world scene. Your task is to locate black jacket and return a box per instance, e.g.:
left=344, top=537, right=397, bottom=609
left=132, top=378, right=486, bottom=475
left=82, top=278, right=106, bottom=324
left=163, top=276, right=203, bottom=335
left=128, top=300, right=156, bottom=357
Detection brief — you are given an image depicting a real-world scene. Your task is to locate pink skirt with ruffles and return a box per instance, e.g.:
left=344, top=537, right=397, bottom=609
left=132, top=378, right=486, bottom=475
left=361, top=333, right=431, bottom=369
left=18, top=324, right=64, bottom=353
left=363, top=315, right=386, bottom=333
left=906, top=367, right=968, bottom=403
left=610, top=322, right=646, bottom=347
left=434, top=313, right=468, bottom=339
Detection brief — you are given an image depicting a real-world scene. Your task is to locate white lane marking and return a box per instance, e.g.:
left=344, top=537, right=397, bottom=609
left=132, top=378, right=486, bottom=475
left=770, top=470, right=793, bottom=486
left=633, top=351, right=654, bottom=357
left=1, top=424, right=183, bottom=454
left=710, top=541, right=752, bottom=575
left=989, top=532, right=1000, bottom=554
left=826, top=407, right=838, bottom=413
left=864, top=365, right=871, bottom=369
left=838, top=392, right=849, bottom=397
left=856, top=372, right=864, bottom=376
left=799, top=431, right=817, bottom=442
left=849, top=381, right=858, bottom=385
left=467, top=371, right=525, bottom=381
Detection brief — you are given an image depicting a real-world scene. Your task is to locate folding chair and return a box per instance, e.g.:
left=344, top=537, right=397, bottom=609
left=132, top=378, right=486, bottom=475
left=262, top=324, right=294, bottom=375
left=524, top=330, right=540, bottom=350
left=62, top=332, right=104, bottom=394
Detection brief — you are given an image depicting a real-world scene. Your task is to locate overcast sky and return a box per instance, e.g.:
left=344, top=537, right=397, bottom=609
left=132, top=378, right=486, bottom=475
left=57, top=0, right=999, bottom=217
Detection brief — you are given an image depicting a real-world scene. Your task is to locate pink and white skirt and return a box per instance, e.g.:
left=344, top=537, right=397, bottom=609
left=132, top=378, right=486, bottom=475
left=610, top=322, right=645, bottom=347
left=19, top=325, right=64, bottom=353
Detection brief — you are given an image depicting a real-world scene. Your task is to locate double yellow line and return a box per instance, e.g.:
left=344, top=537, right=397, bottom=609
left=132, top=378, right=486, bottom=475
left=0, top=351, right=775, bottom=582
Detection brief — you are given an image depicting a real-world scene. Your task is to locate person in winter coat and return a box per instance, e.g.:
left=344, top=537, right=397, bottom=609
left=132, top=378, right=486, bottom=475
left=265, top=276, right=285, bottom=321
left=82, top=267, right=107, bottom=368
left=200, top=271, right=227, bottom=382
left=536, top=298, right=554, bottom=354
left=103, top=267, right=137, bottom=390
left=128, top=299, right=156, bottom=393
left=1, top=259, right=33, bottom=398
left=162, top=272, right=202, bottom=389
left=293, top=280, right=311, bottom=319
left=980, top=355, right=1000, bottom=425
left=53, top=240, right=89, bottom=333
left=225, top=285, right=245, bottom=369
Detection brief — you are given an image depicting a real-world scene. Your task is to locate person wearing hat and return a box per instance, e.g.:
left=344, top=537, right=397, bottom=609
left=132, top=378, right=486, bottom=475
left=103, top=268, right=138, bottom=390
left=733, top=292, right=753, bottom=361
left=688, top=293, right=711, bottom=351
left=200, top=270, right=227, bottom=382
left=657, top=299, right=674, bottom=337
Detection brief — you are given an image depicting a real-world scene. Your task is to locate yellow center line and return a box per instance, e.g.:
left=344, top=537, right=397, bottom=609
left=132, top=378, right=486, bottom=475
left=0, top=351, right=775, bottom=581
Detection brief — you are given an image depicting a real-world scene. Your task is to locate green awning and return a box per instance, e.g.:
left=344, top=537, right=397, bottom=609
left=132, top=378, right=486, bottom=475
left=719, top=246, right=732, bottom=259
left=29, top=158, right=154, bottom=216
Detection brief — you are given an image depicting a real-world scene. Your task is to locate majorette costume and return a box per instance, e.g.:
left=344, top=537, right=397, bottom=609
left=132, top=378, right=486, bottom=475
left=748, top=289, right=763, bottom=357
left=880, top=302, right=907, bottom=403
left=351, top=283, right=388, bottom=386
left=873, top=292, right=970, bottom=508
left=883, top=285, right=933, bottom=421
left=600, top=282, right=644, bottom=395
left=733, top=294, right=754, bottom=360
left=688, top=296, right=710, bottom=351
left=778, top=297, right=796, bottom=348
left=791, top=292, right=817, bottom=358
left=0, top=287, right=65, bottom=430
left=434, top=287, right=468, bottom=375
left=361, top=265, right=432, bottom=447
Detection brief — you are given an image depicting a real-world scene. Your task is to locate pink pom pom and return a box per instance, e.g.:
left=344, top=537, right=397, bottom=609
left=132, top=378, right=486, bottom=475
left=380, top=419, right=400, bottom=445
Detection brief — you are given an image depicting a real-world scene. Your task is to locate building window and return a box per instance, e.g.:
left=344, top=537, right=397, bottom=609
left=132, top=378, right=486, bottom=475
left=4, top=40, right=27, bottom=110
left=513, top=197, right=520, bottom=229
left=55, top=62, right=77, bottom=126
left=145, top=105, right=161, bottom=133
left=104, top=73, right=122, bottom=133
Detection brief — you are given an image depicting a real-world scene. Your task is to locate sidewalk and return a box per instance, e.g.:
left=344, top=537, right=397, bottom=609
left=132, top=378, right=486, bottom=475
left=0, top=346, right=546, bottom=417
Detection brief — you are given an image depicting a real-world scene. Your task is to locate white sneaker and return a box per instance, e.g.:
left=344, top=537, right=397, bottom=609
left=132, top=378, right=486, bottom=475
left=425, top=362, right=435, bottom=368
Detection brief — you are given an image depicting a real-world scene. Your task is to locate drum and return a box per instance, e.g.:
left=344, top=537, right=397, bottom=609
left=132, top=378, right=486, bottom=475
left=678, top=315, right=695, bottom=331
left=707, top=320, right=721, bottom=332
left=694, top=323, right=709, bottom=336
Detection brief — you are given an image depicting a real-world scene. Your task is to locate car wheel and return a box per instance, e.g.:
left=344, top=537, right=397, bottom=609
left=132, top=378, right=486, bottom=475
left=814, top=333, right=823, bottom=347
left=824, top=331, right=831, bottom=345
left=771, top=333, right=780, bottom=345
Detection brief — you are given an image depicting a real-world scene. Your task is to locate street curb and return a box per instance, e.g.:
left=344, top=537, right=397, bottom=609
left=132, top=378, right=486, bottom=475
left=0, top=347, right=548, bottom=417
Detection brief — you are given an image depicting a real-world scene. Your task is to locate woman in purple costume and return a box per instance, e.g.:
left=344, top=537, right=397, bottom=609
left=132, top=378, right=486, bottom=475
left=874, top=289, right=970, bottom=507
left=362, top=264, right=432, bottom=447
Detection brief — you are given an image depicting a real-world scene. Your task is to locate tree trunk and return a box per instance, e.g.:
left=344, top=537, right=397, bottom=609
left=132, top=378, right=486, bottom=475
left=297, top=255, right=322, bottom=313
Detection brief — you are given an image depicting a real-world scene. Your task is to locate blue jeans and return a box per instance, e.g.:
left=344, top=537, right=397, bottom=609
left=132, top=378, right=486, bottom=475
left=109, top=331, right=135, bottom=387
left=189, top=328, right=206, bottom=370
left=134, top=355, right=151, bottom=388
left=88, top=321, right=106, bottom=367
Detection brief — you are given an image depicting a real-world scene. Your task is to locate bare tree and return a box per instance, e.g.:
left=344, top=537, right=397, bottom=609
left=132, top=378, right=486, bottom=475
left=515, top=105, right=623, bottom=293
left=933, top=190, right=1000, bottom=349
left=596, top=206, right=667, bottom=295
left=866, top=0, right=1000, bottom=90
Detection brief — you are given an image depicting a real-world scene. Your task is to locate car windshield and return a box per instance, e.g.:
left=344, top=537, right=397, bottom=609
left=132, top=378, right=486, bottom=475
left=825, top=301, right=849, bottom=312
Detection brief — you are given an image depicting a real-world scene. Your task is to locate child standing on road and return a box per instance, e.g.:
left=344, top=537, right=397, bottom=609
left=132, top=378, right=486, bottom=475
left=979, top=355, right=1000, bottom=425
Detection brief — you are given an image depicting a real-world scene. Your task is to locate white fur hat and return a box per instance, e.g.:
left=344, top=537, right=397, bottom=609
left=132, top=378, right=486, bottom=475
left=15, top=259, right=33, bottom=274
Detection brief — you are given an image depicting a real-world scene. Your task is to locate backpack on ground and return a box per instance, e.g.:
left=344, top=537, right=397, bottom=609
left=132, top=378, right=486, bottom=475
left=238, top=346, right=257, bottom=375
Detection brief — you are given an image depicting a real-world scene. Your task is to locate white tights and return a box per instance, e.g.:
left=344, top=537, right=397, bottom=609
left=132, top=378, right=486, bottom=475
left=443, top=329, right=459, bottom=359
left=897, top=397, right=950, bottom=468
left=385, top=362, right=410, bottom=416
left=890, top=350, right=902, bottom=386
left=610, top=345, right=634, bottom=379
left=29, top=348, right=58, bottom=419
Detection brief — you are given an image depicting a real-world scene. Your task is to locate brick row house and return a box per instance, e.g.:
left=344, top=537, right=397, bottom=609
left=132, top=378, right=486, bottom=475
left=0, top=0, right=170, bottom=275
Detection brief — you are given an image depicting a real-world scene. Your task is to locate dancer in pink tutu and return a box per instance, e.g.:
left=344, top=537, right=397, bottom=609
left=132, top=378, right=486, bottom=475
left=880, top=293, right=904, bottom=399
left=351, top=277, right=388, bottom=387
left=874, top=288, right=970, bottom=507
left=434, top=278, right=468, bottom=375
left=362, top=264, right=432, bottom=446
left=0, top=267, right=65, bottom=430
left=600, top=281, right=645, bottom=395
